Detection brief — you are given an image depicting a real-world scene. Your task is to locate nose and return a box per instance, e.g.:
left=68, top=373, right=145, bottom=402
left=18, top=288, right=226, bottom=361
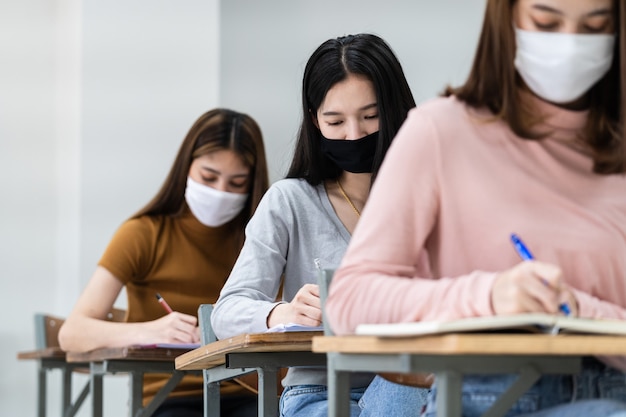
left=563, top=22, right=579, bottom=34
left=212, top=178, right=229, bottom=192
left=345, top=120, right=367, bottom=140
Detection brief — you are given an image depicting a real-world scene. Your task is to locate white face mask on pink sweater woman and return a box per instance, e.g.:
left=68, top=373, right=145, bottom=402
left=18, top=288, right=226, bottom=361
left=514, top=28, right=615, bottom=104
left=184, top=177, right=248, bottom=227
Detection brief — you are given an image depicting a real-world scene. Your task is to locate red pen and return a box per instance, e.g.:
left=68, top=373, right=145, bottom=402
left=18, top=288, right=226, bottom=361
left=155, top=293, right=173, bottom=314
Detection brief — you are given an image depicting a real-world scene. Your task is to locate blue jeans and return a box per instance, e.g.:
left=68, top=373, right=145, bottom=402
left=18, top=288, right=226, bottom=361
left=422, top=357, right=626, bottom=417
left=279, top=384, right=365, bottom=417
left=359, top=375, right=430, bottom=416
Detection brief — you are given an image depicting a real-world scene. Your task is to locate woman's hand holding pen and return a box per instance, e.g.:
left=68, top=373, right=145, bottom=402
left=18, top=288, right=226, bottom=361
left=491, top=261, right=578, bottom=317
left=267, top=283, right=322, bottom=328
left=146, top=312, right=201, bottom=344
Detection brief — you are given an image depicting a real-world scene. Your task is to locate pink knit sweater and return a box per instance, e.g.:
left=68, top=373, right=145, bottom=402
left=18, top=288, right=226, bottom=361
left=327, top=95, right=626, bottom=341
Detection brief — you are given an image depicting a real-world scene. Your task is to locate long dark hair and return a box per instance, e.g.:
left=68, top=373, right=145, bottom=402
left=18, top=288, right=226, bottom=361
left=445, top=0, right=625, bottom=174
left=287, top=33, right=416, bottom=184
left=132, top=108, right=269, bottom=232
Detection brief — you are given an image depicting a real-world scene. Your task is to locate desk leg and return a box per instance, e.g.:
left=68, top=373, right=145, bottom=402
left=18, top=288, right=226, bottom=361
left=327, top=353, right=351, bottom=417
left=480, top=367, right=541, bottom=417
left=129, top=371, right=144, bottom=417
left=436, top=370, right=462, bottom=417
left=65, top=382, right=90, bottom=417
left=37, top=366, right=46, bottom=417
left=61, top=368, right=72, bottom=416
left=257, top=367, right=278, bottom=417
left=90, top=365, right=103, bottom=417
left=204, top=369, right=220, bottom=417
left=137, top=371, right=185, bottom=417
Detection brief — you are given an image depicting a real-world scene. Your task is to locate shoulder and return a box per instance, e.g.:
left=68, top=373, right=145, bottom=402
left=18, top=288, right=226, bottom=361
left=261, top=178, right=320, bottom=205
left=407, top=95, right=475, bottom=125
left=108, top=215, right=164, bottom=245
left=250, top=179, right=325, bottom=225
left=396, top=95, right=495, bottom=150
left=269, top=178, right=315, bottom=194
left=115, top=215, right=160, bottom=234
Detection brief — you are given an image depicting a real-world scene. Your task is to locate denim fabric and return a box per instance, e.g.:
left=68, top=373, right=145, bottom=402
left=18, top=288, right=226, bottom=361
left=358, top=375, right=430, bottom=416
left=279, top=384, right=365, bottom=417
left=422, top=357, right=626, bottom=417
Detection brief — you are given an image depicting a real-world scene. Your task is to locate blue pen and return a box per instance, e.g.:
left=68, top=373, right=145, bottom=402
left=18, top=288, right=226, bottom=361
left=510, top=233, right=571, bottom=316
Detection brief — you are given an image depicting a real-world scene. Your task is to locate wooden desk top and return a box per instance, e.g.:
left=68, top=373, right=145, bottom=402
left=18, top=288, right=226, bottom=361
left=66, top=345, right=195, bottom=363
left=17, top=347, right=66, bottom=360
left=175, top=331, right=322, bottom=371
left=312, top=333, right=626, bottom=356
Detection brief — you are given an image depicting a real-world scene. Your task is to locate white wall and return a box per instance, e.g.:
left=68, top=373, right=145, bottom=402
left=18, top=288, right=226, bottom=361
left=0, top=1, right=59, bottom=415
left=2, top=0, right=219, bottom=415
left=220, top=0, right=486, bottom=182
left=2, top=1, right=483, bottom=415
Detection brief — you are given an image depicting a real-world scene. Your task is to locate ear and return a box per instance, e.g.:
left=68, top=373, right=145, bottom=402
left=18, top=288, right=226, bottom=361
left=309, top=109, right=319, bottom=129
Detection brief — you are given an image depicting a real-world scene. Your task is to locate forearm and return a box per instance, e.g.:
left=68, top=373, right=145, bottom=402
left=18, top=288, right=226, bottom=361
left=59, top=316, right=154, bottom=352
left=212, top=295, right=279, bottom=338
left=328, top=264, right=497, bottom=335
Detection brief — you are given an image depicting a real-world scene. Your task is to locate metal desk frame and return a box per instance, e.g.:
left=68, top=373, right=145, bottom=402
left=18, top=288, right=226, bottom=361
left=313, top=333, right=626, bottom=417
left=178, top=307, right=325, bottom=417
left=67, top=346, right=199, bottom=417
left=327, top=351, right=578, bottom=417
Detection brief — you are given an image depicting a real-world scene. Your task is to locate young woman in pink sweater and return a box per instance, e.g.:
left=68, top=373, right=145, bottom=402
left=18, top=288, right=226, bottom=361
left=328, top=0, right=626, bottom=416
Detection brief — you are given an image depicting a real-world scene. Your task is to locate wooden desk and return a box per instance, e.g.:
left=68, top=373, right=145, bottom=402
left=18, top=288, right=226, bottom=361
left=67, top=345, right=198, bottom=417
left=17, top=347, right=90, bottom=417
left=313, top=333, right=626, bottom=417
left=176, top=331, right=325, bottom=417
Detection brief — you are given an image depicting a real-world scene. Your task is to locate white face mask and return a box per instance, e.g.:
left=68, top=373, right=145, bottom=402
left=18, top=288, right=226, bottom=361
left=514, top=28, right=615, bottom=104
left=184, top=177, right=248, bottom=227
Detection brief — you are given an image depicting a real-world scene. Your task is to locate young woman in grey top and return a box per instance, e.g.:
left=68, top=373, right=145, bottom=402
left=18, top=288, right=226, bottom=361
left=211, top=33, right=422, bottom=417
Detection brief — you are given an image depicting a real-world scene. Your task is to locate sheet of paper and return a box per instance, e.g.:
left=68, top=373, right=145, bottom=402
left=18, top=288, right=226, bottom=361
left=266, top=323, right=324, bottom=333
left=135, top=342, right=201, bottom=349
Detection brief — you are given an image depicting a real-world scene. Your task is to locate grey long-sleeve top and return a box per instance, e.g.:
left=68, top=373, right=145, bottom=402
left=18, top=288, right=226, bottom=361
left=211, top=178, right=373, bottom=387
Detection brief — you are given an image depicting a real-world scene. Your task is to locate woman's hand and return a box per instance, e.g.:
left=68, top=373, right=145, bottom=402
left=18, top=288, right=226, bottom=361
left=146, top=312, right=200, bottom=344
left=267, top=284, right=322, bottom=328
left=491, top=261, right=578, bottom=316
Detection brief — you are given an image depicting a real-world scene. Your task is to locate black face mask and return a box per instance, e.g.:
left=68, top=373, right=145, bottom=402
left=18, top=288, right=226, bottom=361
left=320, top=131, right=379, bottom=173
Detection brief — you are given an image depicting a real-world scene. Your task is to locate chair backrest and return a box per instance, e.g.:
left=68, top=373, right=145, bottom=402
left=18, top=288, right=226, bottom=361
left=34, top=308, right=127, bottom=350
left=34, top=314, right=65, bottom=349
left=317, top=268, right=335, bottom=336
left=197, top=304, right=217, bottom=344
left=106, top=308, right=127, bottom=323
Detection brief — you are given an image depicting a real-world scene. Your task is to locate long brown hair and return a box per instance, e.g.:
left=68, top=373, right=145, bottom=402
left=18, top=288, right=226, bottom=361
left=132, top=108, right=269, bottom=232
left=446, top=0, right=625, bottom=174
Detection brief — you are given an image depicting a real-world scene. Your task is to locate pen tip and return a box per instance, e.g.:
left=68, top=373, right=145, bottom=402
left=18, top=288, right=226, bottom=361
left=155, top=293, right=162, bottom=300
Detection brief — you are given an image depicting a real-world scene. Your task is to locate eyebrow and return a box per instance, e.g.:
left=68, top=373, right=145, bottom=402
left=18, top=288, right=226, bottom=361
left=321, top=102, right=378, bottom=116
left=201, top=167, right=249, bottom=178
left=531, top=4, right=612, bottom=18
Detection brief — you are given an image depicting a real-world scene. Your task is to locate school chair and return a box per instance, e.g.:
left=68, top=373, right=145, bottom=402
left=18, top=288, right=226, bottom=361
left=196, top=304, right=288, bottom=416
left=317, top=268, right=336, bottom=336
left=17, top=309, right=126, bottom=417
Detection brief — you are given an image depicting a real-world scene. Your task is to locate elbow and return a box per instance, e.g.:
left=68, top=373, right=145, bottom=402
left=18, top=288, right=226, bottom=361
left=57, top=322, right=73, bottom=351
left=57, top=319, right=86, bottom=352
left=325, top=293, right=356, bottom=335
left=209, top=306, right=226, bottom=340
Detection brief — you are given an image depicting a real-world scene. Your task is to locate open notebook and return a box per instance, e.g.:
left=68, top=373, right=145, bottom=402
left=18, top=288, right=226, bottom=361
left=355, top=314, right=626, bottom=338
